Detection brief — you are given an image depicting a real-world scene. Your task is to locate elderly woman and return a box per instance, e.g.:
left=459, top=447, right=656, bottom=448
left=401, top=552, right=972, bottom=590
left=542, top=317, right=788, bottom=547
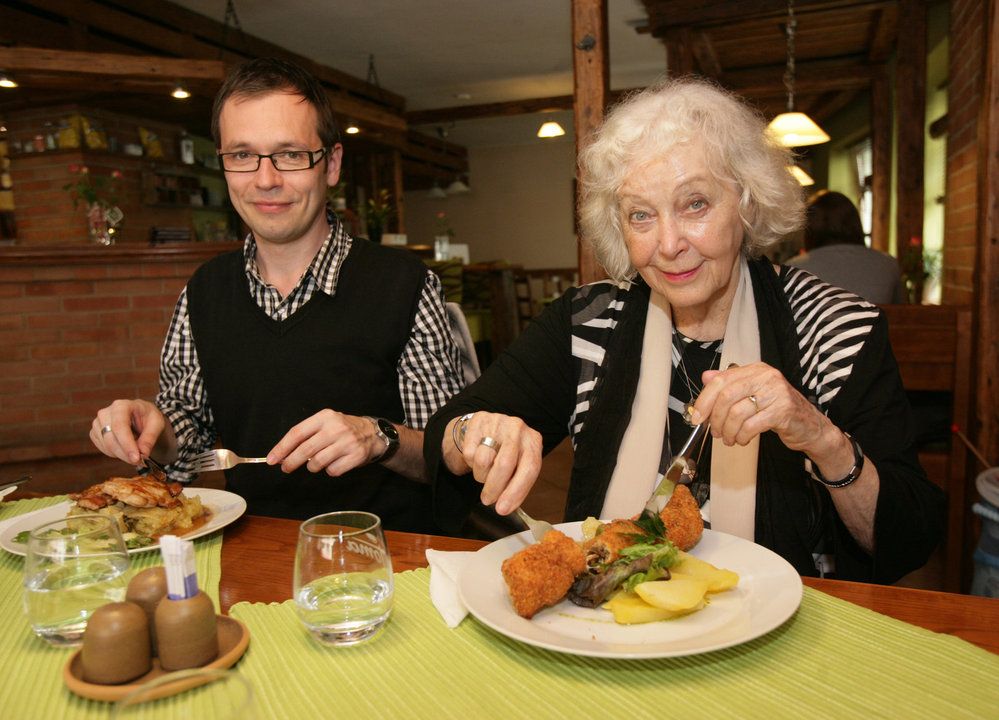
left=424, top=79, right=943, bottom=583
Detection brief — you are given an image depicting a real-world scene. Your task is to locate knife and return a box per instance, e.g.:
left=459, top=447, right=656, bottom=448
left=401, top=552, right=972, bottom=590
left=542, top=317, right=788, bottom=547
left=643, top=422, right=709, bottom=513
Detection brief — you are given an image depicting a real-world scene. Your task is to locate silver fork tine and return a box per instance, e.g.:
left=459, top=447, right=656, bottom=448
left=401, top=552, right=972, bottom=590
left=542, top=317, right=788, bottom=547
left=514, top=507, right=555, bottom=542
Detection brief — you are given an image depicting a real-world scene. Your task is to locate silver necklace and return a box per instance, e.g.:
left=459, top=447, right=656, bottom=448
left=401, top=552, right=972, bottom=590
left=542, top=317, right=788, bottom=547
left=673, top=329, right=721, bottom=425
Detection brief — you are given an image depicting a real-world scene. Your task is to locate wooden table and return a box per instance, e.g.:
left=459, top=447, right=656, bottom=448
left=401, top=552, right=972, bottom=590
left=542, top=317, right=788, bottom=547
left=220, top=514, right=999, bottom=655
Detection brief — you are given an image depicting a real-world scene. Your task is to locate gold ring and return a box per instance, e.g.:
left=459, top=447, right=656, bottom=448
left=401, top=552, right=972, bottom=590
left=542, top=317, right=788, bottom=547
left=747, top=395, right=759, bottom=413
left=100, top=425, right=112, bottom=436
left=479, top=436, right=499, bottom=450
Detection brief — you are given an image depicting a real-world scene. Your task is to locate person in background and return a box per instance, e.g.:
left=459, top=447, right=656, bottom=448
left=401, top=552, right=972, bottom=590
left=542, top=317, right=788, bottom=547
left=424, top=78, right=942, bottom=583
left=787, top=190, right=906, bottom=304
left=89, top=58, right=463, bottom=531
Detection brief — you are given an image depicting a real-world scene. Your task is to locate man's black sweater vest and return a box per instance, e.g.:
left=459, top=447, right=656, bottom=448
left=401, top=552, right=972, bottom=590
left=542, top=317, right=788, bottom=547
left=186, top=239, right=438, bottom=531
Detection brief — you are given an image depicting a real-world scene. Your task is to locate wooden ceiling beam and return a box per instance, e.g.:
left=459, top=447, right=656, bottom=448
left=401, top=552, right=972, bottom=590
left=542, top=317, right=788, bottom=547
left=407, top=95, right=573, bottom=125
left=723, top=57, right=873, bottom=96
left=642, top=0, right=894, bottom=32
left=0, top=47, right=225, bottom=81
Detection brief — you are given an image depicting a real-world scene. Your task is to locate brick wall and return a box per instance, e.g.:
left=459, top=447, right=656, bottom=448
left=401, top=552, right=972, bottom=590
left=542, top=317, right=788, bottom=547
left=0, top=244, right=236, bottom=493
left=943, top=0, right=986, bottom=304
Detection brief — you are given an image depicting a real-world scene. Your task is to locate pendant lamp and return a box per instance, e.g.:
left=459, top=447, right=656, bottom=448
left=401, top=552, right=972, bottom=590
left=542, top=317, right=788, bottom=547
left=767, top=1, right=829, bottom=147
left=537, top=121, right=565, bottom=138
left=788, top=165, right=815, bottom=186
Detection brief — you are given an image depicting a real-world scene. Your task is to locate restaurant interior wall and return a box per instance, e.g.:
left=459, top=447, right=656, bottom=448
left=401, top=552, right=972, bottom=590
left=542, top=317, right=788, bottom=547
left=403, top=139, right=577, bottom=269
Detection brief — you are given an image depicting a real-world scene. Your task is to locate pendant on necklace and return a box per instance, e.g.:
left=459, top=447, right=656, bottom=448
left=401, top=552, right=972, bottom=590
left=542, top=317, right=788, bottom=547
left=682, top=403, right=697, bottom=426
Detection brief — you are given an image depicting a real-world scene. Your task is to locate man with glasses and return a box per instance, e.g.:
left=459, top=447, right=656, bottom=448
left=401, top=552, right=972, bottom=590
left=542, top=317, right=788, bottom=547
left=88, top=58, right=463, bottom=531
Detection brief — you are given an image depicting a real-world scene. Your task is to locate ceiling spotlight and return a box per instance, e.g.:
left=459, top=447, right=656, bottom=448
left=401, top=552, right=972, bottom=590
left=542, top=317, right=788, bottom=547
left=171, top=82, right=191, bottom=99
left=0, top=71, right=18, bottom=89
left=345, top=124, right=360, bottom=135
left=537, top=121, right=565, bottom=139
left=788, top=165, right=815, bottom=186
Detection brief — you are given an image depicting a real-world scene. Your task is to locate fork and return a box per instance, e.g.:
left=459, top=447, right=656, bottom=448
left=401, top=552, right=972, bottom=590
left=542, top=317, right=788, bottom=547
left=514, top=507, right=556, bottom=542
left=189, top=448, right=268, bottom=473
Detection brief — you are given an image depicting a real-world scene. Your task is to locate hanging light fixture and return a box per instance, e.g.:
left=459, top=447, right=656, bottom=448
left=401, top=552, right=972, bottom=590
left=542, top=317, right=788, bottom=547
left=171, top=82, right=191, bottom=99
left=0, top=71, right=18, bottom=89
left=537, top=121, right=565, bottom=138
left=788, top=165, right=815, bottom=186
left=767, top=1, right=829, bottom=147
left=428, top=180, right=448, bottom=199
left=345, top=123, right=360, bottom=135
left=446, top=176, right=470, bottom=194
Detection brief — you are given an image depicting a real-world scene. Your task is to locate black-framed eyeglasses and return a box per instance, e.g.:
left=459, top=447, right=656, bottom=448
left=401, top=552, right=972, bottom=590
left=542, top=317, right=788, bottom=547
left=218, top=148, right=327, bottom=172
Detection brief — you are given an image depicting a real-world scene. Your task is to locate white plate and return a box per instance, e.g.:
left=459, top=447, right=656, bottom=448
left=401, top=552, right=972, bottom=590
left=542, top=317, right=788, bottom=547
left=0, top=488, right=246, bottom=557
left=458, top=523, right=802, bottom=659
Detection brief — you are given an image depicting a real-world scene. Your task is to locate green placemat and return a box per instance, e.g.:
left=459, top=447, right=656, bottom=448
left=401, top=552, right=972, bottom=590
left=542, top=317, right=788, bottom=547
left=229, top=569, right=999, bottom=720
left=0, top=496, right=223, bottom=719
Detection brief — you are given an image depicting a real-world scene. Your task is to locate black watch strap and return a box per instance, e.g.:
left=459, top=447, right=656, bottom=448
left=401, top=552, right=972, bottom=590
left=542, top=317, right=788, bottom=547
left=366, top=417, right=400, bottom=462
left=810, top=432, right=864, bottom=489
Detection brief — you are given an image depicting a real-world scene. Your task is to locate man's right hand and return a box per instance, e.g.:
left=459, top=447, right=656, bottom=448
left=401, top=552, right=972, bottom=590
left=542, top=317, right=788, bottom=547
left=90, top=399, right=178, bottom=467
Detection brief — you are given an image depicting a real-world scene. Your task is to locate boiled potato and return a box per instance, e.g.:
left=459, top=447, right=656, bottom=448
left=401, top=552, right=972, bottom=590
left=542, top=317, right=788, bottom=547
left=672, top=551, right=739, bottom=593
left=602, top=591, right=702, bottom=624
left=634, top=576, right=709, bottom=611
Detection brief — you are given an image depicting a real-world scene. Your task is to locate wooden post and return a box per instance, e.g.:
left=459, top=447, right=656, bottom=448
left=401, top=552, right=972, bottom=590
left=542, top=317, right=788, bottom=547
left=665, top=28, right=695, bottom=77
left=895, top=0, right=926, bottom=281
left=976, top=0, right=999, bottom=466
left=392, top=149, right=405, bottom=233
left=572, top=0, right=609, bottom=285
left=870, top=67, right=891, bottom=253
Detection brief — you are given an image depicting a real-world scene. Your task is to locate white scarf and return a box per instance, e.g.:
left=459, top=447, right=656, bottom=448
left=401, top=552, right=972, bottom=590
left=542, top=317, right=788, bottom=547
left=600, top=257, right=760, bottom=540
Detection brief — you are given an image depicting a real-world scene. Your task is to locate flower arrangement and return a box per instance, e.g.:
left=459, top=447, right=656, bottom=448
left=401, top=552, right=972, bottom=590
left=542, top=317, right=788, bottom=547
left=63, top=164, right=122, bottom=209
left=63, top=165, right=124, bottom=245
left=899, top=236, right=941, bottom=303
left=365, top=188, right=393, bottom=230
left=435, top=211, right=454, bottom=238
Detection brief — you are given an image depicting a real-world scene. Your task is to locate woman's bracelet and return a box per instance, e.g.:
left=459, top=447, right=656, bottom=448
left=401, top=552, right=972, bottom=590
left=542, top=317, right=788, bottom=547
left=451, top=413, right=475, bottom=453
left=808, top=432, right=865, bottom=489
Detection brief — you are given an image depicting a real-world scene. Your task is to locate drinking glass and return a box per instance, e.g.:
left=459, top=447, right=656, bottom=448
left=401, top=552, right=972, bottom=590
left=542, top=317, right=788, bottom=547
left=111, top=668, right=254, bottom=720
left=23, top=514, right=130, bottom=645
left=293, top=511, right=394, bottom=646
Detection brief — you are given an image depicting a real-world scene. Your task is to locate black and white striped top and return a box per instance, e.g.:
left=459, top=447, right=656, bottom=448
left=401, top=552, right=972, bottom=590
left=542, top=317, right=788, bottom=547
left=567, top=267, right=878, bottom=448
left=156, top=214, right=463, bottom=482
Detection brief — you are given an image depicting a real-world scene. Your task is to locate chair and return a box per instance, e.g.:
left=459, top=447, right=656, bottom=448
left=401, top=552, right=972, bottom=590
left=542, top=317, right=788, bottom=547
left=444, top=302, right=481, bottom=387
left=880, top=304, right=973, bottom=591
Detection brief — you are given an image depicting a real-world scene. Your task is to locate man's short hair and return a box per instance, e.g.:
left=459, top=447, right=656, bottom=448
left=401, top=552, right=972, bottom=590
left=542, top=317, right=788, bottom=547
left=211, top=57, right=341, bottom=149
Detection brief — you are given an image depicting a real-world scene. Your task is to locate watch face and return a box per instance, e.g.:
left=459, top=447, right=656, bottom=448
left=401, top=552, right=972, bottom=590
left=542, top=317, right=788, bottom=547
left=377, top=418, right=400, bottom=442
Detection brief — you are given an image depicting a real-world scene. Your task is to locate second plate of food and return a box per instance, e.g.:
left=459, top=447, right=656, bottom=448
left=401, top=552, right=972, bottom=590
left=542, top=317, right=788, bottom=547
left=458, top=523, right=802, bottom=659
left=0, top=488, right=246, bottom=557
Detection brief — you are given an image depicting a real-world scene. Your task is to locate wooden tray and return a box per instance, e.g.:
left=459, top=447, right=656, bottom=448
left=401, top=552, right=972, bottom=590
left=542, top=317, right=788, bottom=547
left=63, top=615, right=250, bottom=702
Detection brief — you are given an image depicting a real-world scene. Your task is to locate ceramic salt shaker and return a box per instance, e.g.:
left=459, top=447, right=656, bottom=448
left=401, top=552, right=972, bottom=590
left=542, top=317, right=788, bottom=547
left=81, top=601, right=151, bottom=684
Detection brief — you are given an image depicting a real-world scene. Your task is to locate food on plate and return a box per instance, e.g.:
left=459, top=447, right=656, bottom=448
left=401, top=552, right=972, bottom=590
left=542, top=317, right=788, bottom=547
left=67, top=476, right=207, bottom=548
left=501, top=487, right=737, bottom=624
left=657, top=484, right=704, bottom=551
left=501, top=529, right=586, bottom=618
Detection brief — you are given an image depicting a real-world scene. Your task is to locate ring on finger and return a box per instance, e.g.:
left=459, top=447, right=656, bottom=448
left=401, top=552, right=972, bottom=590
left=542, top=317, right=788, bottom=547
left=479, top=436, right=499, bottom=451
left=100, top=425, right=112, bottom=436
left=747, top=395, right=759, bottom=414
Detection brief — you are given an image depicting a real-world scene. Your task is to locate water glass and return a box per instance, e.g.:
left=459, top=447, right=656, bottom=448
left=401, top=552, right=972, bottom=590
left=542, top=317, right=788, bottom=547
left=111, top=668, right=254, bottom=720
left=23, top=515, right=130, bottom=645
left=293, top=511, right=394, bottom=646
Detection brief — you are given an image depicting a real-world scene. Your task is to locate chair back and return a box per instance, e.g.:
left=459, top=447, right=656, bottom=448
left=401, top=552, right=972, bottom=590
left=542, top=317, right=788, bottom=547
left=445, top=302, right=481, bottom=385
left=880, top=303, right=973, bottom=591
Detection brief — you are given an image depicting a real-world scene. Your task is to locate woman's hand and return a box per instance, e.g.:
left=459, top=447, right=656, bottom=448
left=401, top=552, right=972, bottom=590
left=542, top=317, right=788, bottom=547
left=441, top=412, right=543, bottom=515
left=690, top=362, right=834, bottom=455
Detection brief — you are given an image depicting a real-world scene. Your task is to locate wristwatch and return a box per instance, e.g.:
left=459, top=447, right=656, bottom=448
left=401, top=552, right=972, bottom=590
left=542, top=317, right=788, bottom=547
left=365, top=417, right=400, bottom=462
